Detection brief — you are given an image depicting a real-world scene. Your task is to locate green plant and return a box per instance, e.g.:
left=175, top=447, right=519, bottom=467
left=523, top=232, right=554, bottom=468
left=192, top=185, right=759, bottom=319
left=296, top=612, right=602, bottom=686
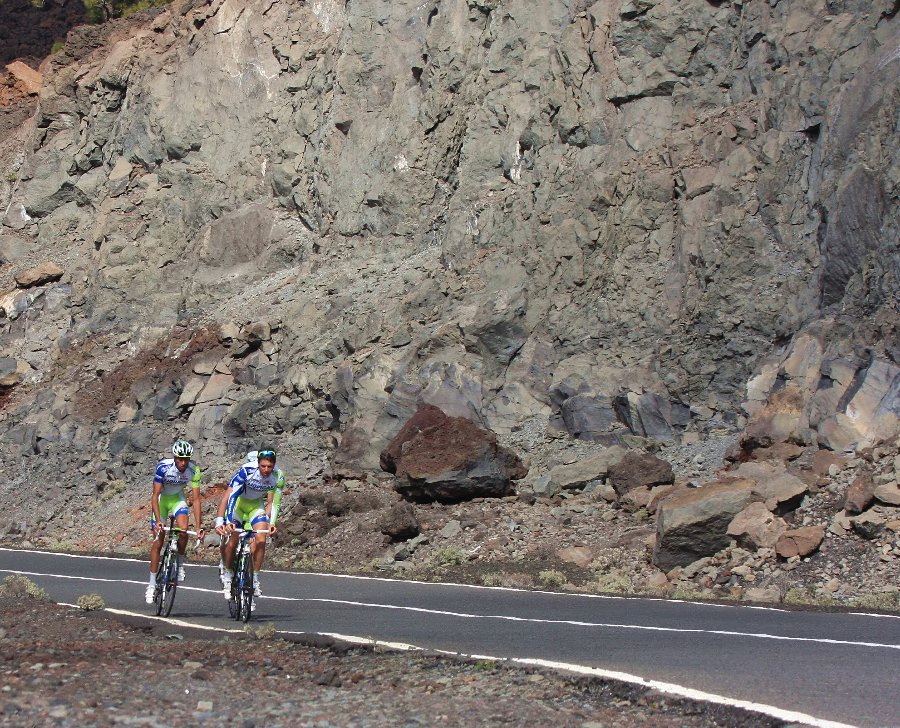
left=783, top=586, right=835, bottom=607
left=432, top=546, right=465, bottom=566
left=1, top=575, right=48, bottom=601
left=77, top=593, right=106, bottom=611
left=537, top=570, right=567, bottom=589
left=51, top=40, right=65, bottom=54
left=244, top=622, right=276, bottom=639
left=846, top=591, right=900, bottom=612
left=591, top=571, right=635, bottom=595
left=99, top=479, right=127, bottom=502
left=669, top=583, right=706, bottom=601
left=5, top=172, right=16, bottom=183
left=480, top=573, right=504, bottom=587
left=473, top=659, right=495, bottom=671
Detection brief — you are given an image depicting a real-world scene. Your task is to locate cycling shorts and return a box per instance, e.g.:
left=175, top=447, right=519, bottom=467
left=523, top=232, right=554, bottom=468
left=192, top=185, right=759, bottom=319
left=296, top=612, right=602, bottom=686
left=151, top=492, right=189, bottom=530
left=227, top=495, right=269, bottom=529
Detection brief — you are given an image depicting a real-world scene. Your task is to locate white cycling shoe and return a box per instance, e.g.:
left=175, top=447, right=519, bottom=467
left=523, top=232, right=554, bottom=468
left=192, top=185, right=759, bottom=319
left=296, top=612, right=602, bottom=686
left=145, top=585, right=155, bottom=604
left=253, top=579, right=262, bottom=597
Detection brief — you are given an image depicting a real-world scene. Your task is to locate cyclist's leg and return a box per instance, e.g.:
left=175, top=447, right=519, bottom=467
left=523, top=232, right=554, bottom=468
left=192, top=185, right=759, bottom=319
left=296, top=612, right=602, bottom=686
left=147, top=513, right=162, bottom=603
left=249, top=509, right=269, bottom=573
left=248, top=506, right=269, bottom=597
left=173, top=508, right=189, bottom=581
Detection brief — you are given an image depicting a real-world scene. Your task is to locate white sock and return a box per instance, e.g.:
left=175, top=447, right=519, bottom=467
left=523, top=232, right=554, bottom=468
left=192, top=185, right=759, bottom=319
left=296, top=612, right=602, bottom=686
left=148, top=572, right=156, bottom=585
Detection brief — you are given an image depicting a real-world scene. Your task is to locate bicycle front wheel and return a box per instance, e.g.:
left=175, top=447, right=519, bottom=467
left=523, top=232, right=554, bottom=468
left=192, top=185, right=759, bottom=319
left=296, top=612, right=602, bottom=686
left=161, top=554, right=178, bottom=617
left=154, top=546, right=170, bottom=616
left=240, top=557, right=254, bottom=623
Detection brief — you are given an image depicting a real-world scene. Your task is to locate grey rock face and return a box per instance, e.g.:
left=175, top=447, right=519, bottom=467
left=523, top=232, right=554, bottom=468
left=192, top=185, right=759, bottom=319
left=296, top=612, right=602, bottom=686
left=0, top=0, right=897, bottom=537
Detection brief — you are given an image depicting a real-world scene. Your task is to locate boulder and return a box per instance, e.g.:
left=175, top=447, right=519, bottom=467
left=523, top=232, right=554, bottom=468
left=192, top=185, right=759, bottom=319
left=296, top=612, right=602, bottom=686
left=0, top=358, right=28, bottom=389
left=845, top=472, right=876, bottom=514
left=609, top=451, right=674, bottom=496
left=547, top=446, right=627, bottom=492
left=873, top=482, right=900, bottom=506
left=653, top=480, right=757, bottom=571
left=775, top=526, right=825, bottom=558
left=556, top=546, right=593, bottom=568
left=727, top=502, right=788, bottom=550
left=850, top=512, right=886, bottom=540
left=730, top=461, right=809, bottom=513
left=380, top=404, right=447, bottom=474
left=382, top=406, right=527, bottom=503
left=14, top=262, right=64, bottom=289
left=377, top=502, right=420, bottom=542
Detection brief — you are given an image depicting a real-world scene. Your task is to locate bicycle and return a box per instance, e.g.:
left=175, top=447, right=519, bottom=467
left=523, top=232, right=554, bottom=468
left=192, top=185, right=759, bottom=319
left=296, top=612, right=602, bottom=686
left=227, top=527, right=270, bottom=622
left=152, top=517, right=199, bottom=617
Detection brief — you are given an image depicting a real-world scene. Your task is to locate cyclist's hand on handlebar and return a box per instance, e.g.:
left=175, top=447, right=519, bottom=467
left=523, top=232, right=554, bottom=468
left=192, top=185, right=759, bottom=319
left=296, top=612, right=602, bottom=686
left=269, top=524, right=278, bottom=536
left=214, top=523, right=228, bottom=536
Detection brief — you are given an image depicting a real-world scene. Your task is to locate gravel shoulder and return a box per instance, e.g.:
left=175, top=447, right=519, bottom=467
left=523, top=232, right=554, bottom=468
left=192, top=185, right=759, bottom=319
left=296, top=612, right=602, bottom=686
left=0, top=585, right=782, bottom=728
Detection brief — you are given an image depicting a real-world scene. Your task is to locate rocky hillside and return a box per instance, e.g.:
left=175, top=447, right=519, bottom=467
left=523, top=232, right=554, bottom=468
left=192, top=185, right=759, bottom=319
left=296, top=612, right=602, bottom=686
left=0, top=0, right=897, bottom=604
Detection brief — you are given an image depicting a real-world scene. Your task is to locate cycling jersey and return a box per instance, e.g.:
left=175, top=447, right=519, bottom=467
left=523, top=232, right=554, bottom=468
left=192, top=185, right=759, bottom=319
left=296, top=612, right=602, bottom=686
left=225, top=463, right=285, bottom=527
left=151, top=458, right=201, bottom=529
left=153, top=458, right=202, bottom=495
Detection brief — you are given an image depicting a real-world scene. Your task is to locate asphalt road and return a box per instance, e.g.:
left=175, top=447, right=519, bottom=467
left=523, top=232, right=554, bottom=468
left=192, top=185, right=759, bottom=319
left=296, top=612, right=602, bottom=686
left=2, top=548, right=898, bottom=728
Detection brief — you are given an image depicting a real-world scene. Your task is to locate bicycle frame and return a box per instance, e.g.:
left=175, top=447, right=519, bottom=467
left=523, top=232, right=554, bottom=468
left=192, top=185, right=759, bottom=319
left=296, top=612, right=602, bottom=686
left=153, top=518, right=198, bottom=617
left=227, top=527, right=270, bottom=622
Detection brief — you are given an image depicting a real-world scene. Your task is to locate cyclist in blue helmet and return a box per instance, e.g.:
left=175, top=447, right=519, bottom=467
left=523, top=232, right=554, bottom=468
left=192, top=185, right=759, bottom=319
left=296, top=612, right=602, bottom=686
left=214, top=448, right=285, bottom=601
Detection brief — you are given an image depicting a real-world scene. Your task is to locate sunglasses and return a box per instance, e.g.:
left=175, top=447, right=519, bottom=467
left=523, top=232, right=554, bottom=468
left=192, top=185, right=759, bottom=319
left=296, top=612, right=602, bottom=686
left=258, top=450, right=276, bottom=460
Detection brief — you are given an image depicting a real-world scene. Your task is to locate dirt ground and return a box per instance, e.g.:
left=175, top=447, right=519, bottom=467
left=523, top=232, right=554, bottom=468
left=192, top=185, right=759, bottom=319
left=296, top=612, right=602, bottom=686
left=0, top=581, right=783, bottom=728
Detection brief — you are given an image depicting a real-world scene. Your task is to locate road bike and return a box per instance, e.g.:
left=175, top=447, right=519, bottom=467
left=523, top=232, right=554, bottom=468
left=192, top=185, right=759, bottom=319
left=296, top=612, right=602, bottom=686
left=227, top=527, right=270, bottom=622
left=152, top=517, right=198, bottom=617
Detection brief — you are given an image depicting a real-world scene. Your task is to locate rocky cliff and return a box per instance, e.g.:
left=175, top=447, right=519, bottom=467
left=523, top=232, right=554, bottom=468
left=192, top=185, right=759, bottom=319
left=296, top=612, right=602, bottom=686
left=0, top=0, right=897, bottom=573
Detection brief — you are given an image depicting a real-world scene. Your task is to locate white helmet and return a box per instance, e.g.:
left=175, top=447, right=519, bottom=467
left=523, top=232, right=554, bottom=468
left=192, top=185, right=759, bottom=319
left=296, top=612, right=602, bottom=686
left=172, top=440, right=193, bottom=458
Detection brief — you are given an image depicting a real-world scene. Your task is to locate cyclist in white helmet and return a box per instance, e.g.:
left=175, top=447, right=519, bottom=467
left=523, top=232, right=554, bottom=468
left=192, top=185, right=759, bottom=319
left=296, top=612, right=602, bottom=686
left=145, top=439, right=204, bottom=604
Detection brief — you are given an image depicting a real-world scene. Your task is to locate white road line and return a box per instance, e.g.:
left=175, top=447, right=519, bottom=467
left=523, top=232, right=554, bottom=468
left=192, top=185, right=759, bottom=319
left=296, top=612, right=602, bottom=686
left=6, top=568, right=898, bottom=651
left=5, top=549, right=898, bottom=620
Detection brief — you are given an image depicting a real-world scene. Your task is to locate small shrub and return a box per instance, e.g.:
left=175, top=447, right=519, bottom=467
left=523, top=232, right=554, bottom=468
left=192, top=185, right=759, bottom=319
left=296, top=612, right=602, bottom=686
left=1, top=575, right=48, bottom=601
left=432, top=546, right=465, bottom=566
left=473, top=659, right=495, bottom=671
left=537, top=570, right=567, bottom=589
left=5, top=172, right=17, bottom=183
left=592, top=571, right=635, bottom=595
left=99, top=479, right=128, bottom=502
left=847, top=591, right=900, bottom=612
left=480, top=573, right=504, bottom=587
left=244, top=622, right=276, bottom=639
left=77, top=593, right=106, bottom=611
left=50, top=40, right=65, bottom=54
left=783, top=586, right=834, bottom=607
left=669, top=583, right=705, bottom=601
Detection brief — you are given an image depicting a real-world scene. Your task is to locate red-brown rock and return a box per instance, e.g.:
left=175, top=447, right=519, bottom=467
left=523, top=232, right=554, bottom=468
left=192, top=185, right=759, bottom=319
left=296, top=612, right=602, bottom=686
left=844, top=472, right=875, bottom=514
left=14, top=261, right=64, bottom=288
left=608, top=451, right=674, bottom=496
left=775, top=525, right=825, bottom=558
left=381, top=405, right=527, bottom=503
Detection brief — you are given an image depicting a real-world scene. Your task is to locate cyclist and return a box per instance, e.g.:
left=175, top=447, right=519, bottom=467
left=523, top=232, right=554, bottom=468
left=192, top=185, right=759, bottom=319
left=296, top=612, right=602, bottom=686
left=214, top=448, right=285, bottom=601
left=145, top=439, right=203, bottom=604
left=216, top=450, right=260, bottom=577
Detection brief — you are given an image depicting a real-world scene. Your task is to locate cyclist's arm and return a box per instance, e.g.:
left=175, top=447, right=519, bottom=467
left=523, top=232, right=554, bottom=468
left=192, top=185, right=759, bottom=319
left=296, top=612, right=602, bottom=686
left=190, top=465, right=203, bottom=532
left=150, top=480, right=163, bottom=531
left=269, top=471, right=286, bottom=527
